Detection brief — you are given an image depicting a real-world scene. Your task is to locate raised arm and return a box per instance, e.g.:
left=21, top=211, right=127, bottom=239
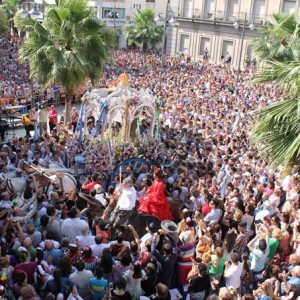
left=127, top=224, right=140, bottom=248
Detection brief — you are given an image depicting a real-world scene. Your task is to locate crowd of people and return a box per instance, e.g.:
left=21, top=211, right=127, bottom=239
left=0, top=36, right=299, bottom=300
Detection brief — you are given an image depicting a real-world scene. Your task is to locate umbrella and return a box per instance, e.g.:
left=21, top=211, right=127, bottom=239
left=255, top=209, right=270, bottom=221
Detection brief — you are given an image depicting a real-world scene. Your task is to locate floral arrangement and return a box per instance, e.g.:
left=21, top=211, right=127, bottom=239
left=127, top=95, right=140, bottom=107
left=84, top=137, right=113, bottom=178
left=114, top=143, right=138, bottom=164
left=66, top=133, right=85, bottom=158
left=67, top=135, right=113, bottom=178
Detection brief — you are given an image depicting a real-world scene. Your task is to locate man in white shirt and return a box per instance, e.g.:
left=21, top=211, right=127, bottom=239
left=110, top=178, right=137, bottom=231
left=204, top=199, right=222, bottom=225
left=69, top=259, right=93, bottom=299
left=90, top=234, right=110, bottom=258
left=75, top=224, right=95, bottom=249
left=61, top=207, right=88, bottom=244
left=224, top=252, right=243, bottom=290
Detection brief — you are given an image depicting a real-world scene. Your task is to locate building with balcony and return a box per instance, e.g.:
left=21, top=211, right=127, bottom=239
left=166, top=0, right=300, bottom=67
left=92, top=0, right=169, bottom=48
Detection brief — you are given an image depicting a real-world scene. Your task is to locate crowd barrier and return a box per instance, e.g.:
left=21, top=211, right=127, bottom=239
left=0, top=91, right=83, bottom=111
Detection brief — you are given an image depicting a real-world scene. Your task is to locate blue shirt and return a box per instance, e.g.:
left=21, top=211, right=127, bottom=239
left=44, top=249, right=63, bottom=266
left=281, top=276, right=300, bottom=294
left=89, top=277, right=107, bottom=299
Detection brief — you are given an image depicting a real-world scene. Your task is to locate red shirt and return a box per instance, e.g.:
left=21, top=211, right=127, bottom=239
left=48, top=109, right=58, bottom=124
left=82, top=180, right=101, bottom=192
left=201, top=203, right=211, bottom=216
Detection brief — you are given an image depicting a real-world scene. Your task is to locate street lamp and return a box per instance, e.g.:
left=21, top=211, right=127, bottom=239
left=233, top=13, right=255, bottom=82
left=108, top=5, right=119, bottom=31
left=155, top=0, right=178, bottom=90
left=18, top=1, right=43, bottom=20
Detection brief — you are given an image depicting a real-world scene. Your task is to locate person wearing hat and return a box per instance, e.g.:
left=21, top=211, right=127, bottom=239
left=233, top=221, right=250, bottom=258
left=151, top=229, right=177, bottom=288
left=93, top=184, right=107, bottom=207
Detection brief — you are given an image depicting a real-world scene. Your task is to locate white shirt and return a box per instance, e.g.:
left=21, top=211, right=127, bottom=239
left=117, top=186, right=137, bottom=211
left=61, top=218, right=88, bottom=244
left=224, top=262, right=243, bottom=289
left=95, top=194, right=107, bottom=207
left=76, top=234, right=96, bottom=249
left=90, top=243, right=110, bottom=258
left=204, top=208, right=222, bottom=225
left=0, top=200, right=12, bottom=208
left=69, top=270, right=94, bottom=299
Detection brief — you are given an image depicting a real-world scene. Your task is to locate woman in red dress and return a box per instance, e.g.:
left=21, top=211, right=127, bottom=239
left=138, top=168, right=173, bottom=221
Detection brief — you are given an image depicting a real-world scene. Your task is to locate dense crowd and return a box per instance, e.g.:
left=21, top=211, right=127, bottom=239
left=0, top=37, right=299, bottom=300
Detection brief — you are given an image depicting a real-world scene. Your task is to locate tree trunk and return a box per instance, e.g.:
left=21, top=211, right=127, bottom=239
left=143, top=43, right=148, bottom=64
left=64, top=90, right=73, bottom=125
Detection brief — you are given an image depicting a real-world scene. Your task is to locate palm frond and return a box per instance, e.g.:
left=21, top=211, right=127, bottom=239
left=124, top=7, right=163, bottom=48
left=251, top=98, right=300, bottom=169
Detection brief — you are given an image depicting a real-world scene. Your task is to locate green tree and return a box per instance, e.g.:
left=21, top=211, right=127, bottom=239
left=251, top=13, right=300, bottom=171
left=0, top=0, right=21, bottom=18
left=250, top=13, right=299, bottom=63
left=0, top=8, right=9, bottom=36
left=19, top=0, right=116, bottom=123
left=124, top=7, right=164, bottom=50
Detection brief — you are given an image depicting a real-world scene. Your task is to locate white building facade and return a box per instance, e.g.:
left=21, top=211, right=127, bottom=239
left=90, top=0, right=300, bottom=67
left=167, top=0, right=300, bottom=67
left=91, top=0, right=170, bottom=48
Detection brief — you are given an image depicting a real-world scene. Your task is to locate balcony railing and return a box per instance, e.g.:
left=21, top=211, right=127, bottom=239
left=177, top=10, right=270, bottom=26
left=101, top=19, right=133, bottom=26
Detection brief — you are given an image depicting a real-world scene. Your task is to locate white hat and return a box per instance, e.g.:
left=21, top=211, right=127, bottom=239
left=94, top=184, right=103, bottom=194
left=179, top=231, right=192, bottom=244
left=242, top=172, right=251, bottom=177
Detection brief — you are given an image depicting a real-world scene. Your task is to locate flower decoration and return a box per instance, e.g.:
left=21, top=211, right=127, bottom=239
left=127, top=95, right=140, bottom=107
left=67, top=135, right=113, bottom=178
left=113, top=143, right=138, bottom=164
left=85, top=137, right=113, bottom=177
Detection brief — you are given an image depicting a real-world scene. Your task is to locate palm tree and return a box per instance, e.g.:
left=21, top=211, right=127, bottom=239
left=251, top=13, right=300, bottom=171
left=124, top=7, right=164, bottom=51
left=250, top=13, right=299, bottom=63
left=251, top=98, right=300, bottom=171
left=0, top=8, right=9, bottom=36
left=0, top=0, right=21, bottom=19
left=19, top=0, right=116, bottom=123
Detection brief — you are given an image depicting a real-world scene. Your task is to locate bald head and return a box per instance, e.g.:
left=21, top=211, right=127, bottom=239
left=123, top=178, right=133, bottom=188
left=95, top=234, right=103, bottom=244
left=81, top=225, right=90, bottom=236
left=45, top=239, right=54, bottom=250
left=23, top=237, right=32, bottom=248
left=1, top=192, right=10, bottom=201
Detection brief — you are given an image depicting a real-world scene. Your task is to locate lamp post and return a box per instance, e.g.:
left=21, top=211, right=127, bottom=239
left=233, top=13, right=255, bottom=83
left=155, top=0, right=178, bottom=90
left=108, top=5, right=119, bottom=31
